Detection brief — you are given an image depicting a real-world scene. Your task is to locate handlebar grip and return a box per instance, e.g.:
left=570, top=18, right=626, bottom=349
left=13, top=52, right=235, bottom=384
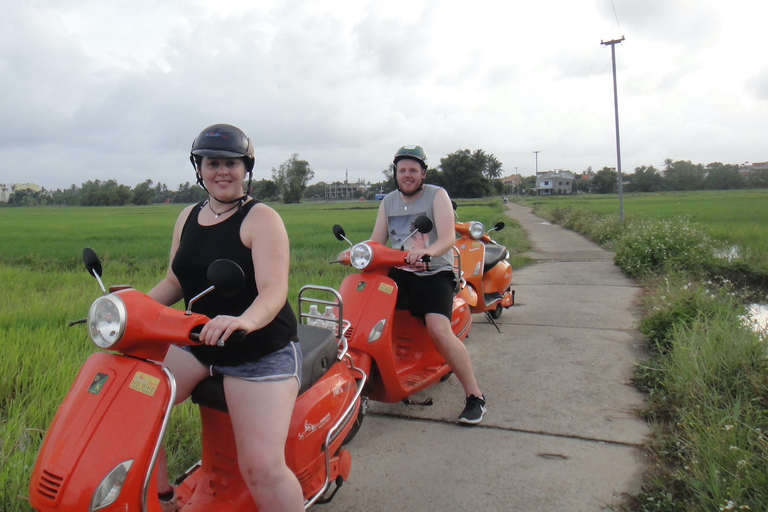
left=189, top=329, right=247, bottom=343
left=228, top=330, right=247, bottom=342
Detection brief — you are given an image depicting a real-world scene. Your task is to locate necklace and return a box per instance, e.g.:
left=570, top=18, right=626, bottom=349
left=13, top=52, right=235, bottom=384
left=206, top=200, right=238, bottom=218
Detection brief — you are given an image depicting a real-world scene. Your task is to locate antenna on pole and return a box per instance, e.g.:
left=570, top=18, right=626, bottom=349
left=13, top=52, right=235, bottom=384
left=601, top=36, right=625, bottom=223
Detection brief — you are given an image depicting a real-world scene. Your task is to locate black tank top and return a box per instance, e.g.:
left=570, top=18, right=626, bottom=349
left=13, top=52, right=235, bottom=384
left=171, top=200, right=297, bottom=366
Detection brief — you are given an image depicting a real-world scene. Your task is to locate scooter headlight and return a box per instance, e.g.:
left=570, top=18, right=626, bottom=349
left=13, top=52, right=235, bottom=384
left=469, top=222, right=485, bottom=240
left=88, top=295, right=127, bottom=349
left=90, top=460, right=133, bottom=511
left=349, top=243, right=374, bottom=269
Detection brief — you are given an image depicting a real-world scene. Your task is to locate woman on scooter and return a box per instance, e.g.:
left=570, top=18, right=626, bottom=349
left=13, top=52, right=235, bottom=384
left=147, top=124, right=304, bottom=512
left=371, top=145, right=487, bottom=424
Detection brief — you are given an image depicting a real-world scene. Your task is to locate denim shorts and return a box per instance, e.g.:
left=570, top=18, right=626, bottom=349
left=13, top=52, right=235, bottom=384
left=187, top=341, right=303, bottom=386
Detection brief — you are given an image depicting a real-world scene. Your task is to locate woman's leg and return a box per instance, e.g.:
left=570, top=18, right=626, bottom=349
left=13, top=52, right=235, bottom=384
left=156, top=346, right=210, bottom=495
left=224, top=377, right=304, bottom=512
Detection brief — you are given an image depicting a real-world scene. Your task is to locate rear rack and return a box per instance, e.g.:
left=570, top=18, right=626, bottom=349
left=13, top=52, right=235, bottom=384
left=298, top=285, right=350, bottom=360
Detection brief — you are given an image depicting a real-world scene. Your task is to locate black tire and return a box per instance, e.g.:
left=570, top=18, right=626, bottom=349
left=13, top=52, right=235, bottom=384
left=489, top=305, right=503, bottom=319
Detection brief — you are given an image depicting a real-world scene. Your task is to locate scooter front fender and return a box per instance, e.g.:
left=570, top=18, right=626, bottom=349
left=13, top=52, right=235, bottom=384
left=29, top=352, right=174, bottom=512
left=339, top=273, right=398, bottom=352
left=456, top=239, right=485, bottom=295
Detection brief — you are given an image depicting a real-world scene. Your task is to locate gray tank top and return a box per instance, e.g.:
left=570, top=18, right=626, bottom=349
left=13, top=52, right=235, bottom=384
left=382, top=184, right=453, bottom=275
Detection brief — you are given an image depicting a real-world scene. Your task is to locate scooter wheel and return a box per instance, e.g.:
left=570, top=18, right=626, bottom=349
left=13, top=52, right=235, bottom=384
left=489, top=305, right=503, bottom=319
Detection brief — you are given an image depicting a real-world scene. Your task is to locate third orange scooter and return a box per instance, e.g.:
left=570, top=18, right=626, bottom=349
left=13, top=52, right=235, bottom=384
left=453, top=203, right=515, bottom=331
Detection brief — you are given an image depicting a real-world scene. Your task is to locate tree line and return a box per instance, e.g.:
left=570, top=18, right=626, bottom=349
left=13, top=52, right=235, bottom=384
left=4, top=152, right=766, bottom=207
left=572, top=160, right=768, bottom=195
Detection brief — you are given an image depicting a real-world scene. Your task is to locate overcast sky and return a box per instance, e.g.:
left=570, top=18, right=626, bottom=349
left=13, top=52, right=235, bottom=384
left=2, top=0, right=766, bottom=191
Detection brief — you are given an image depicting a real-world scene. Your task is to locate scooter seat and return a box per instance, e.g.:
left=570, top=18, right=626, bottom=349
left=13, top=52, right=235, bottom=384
left=191, top=324, right=339, bottom=412
left=483, top=245, right=508, bottom=274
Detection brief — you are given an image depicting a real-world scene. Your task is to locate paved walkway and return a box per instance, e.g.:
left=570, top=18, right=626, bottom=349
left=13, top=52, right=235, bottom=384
left=330, top=202, right=649, bottom=511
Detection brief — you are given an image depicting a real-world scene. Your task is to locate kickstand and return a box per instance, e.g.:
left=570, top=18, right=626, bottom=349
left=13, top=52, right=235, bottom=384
left=315, top=476, right=344, bottom=505
left=485, top=312, right=501, bottom=333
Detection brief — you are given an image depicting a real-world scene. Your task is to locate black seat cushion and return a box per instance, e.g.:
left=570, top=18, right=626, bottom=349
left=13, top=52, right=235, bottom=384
left=191, top=324, right=338, bottom=412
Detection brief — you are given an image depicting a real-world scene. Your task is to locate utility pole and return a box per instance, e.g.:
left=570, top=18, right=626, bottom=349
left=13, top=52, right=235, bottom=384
left=601, top=36, right=625, bottom=223
left=533, top=151, right=540, bottom=175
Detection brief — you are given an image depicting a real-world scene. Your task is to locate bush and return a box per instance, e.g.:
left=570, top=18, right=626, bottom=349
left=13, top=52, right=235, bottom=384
left=614, top=219, right=718, bottom=278
left=638, top=275, right=739, bottom=353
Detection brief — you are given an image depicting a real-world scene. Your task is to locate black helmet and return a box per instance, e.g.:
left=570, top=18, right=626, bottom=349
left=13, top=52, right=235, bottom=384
left=190, top=124, right=255, bottom=173
left=393, top=145, right=428, bottom=170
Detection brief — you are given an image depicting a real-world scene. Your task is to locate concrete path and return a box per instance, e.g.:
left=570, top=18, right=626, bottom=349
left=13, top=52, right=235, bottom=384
left=329, top=202, right=649, bottom=512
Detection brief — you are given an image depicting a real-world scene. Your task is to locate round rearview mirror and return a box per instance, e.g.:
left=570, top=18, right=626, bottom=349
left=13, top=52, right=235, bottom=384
left=207, top=259, right=245, bottom=297
left=83, top=247, right=103, bottom=278
left=414, top=216, right=433, bottom=234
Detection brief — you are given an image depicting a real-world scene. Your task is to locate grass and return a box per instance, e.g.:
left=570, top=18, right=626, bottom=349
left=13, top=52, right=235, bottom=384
left=0, top=197, right=523, bottom=511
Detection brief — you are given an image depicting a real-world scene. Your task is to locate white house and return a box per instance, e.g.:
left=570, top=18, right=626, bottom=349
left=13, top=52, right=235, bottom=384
left=535, top=170, right=575, bottom=195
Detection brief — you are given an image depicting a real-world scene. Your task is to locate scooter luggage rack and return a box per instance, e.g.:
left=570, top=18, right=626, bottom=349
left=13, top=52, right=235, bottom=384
left=298, top=285, right=350, bottom=359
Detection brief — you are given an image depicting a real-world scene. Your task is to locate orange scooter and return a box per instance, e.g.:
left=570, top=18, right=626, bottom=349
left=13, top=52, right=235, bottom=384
left=453, top=205, right=515, bottom=331
left=29, top=249, right=365, bottom=512
left=321, top=216, right=472, bottom=409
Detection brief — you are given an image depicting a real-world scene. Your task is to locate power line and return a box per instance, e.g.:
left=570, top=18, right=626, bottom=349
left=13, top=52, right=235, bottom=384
left=610, top=0, right=623, bottom=34
left=542, top=47, right=612, bottom=153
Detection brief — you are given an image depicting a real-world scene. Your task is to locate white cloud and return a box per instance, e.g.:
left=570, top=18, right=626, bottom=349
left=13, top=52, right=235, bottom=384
left=1, top=0, right=767, bottom=192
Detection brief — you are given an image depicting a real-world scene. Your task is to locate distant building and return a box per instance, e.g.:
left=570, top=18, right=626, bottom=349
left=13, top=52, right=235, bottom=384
left=13, top=183, right=43, bottom=193
left=501, top=174, right=523, bottom=187
left=324, top=170, right=369, bottom=199
left=0, top=182, right=44, bottom=203
left=535, top=170, right=574, bottom=195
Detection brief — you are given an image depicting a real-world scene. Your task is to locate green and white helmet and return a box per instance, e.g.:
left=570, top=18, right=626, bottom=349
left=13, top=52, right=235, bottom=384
left=393, top=145, right=428, bottom=170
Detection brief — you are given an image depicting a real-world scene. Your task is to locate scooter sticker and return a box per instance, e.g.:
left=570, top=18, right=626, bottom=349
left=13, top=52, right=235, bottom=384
left=88, top=373, right=109, bottom=395
left=378, top=283, right=394, bottom=294
left=129, top=372, right=161, bottom=397
left=298, top=413, right=331, bottom=440
left=357, top=281, right=367, bottom=292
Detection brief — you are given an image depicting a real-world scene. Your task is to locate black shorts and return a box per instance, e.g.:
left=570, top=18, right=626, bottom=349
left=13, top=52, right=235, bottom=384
left=388, top=268, right=456, bottom=319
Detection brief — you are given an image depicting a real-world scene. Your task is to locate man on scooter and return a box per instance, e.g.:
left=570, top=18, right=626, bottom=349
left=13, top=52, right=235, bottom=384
left=369, top=145, right=487, bottom=424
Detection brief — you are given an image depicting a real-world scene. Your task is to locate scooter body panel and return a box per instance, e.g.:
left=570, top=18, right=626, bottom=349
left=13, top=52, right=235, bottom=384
left=483, top=259, right=515, bottom=308
left=177, top=361, right=360, bottom=511
left=339, top=270, right=471, bottom=403
left=29, top=352, right=172, bottom=511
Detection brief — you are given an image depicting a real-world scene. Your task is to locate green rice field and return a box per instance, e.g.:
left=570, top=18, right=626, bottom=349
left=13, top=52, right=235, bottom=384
left=0, top=198, right=518, bottom=511
left=519, top=189, right=768, bottom=272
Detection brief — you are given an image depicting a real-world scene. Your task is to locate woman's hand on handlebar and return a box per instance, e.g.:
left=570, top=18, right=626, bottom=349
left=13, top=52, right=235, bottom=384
left=199, top=315, right=250, bottom=347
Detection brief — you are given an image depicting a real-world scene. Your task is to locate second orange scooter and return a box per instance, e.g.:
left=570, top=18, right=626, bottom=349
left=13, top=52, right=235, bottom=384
left=312, top=216, right=472, bottom=413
